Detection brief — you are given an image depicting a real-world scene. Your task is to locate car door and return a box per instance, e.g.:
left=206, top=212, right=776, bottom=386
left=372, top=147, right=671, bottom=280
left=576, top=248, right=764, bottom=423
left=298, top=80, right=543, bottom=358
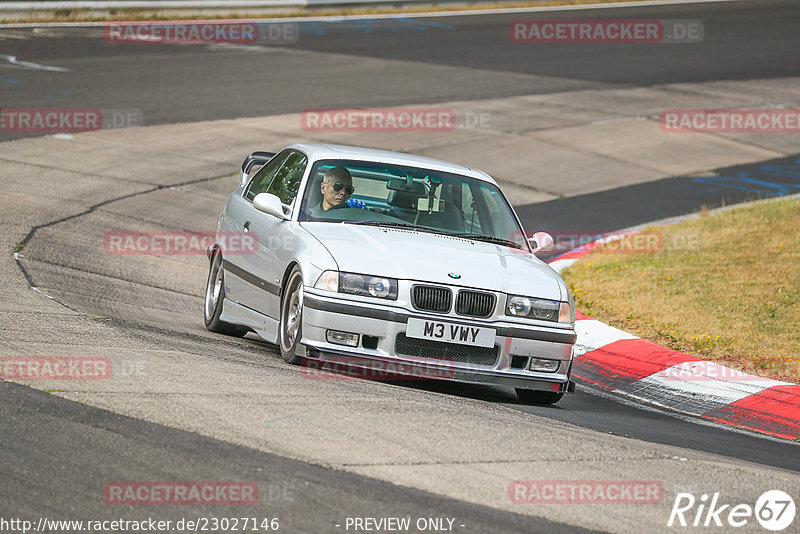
left=228, top=150, right=307, bottom=319
left=221, top=150, right=289, bottom=313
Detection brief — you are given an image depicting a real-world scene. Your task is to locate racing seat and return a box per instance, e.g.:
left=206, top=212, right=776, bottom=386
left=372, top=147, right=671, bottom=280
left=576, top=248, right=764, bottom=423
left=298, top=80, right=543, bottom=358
left=386, top=184, right=425, bottom=222
left=299, top=175, right=325, bottom=220
left=415, top=201, right=466, bottom=232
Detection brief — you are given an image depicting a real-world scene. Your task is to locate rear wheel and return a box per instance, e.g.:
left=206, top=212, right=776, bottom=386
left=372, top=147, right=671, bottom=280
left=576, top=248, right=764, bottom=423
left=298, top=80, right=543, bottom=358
left=279, top=266, right=304, bottom=365
left=515, top=388, right=564, bottom=405
left=204, top=251, right=248, bottom=337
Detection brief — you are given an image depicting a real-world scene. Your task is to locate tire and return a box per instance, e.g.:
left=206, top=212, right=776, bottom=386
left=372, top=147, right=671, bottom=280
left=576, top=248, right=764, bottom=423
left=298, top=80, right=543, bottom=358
left=204, top=250, right=249, bottom=337
left=279, top=266, right=304, bottom=365
left=515, top=388, right=564, bottom=405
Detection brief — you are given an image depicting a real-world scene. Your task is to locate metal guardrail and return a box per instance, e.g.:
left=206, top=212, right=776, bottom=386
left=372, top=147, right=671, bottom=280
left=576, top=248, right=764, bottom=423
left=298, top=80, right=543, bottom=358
left=0, top=0, right=718, bottom=22
left=0, top=0, right=444, bottom=13
left=0, top=0, right=449, bottom=20
left=0, top=1, right=307, bottom=7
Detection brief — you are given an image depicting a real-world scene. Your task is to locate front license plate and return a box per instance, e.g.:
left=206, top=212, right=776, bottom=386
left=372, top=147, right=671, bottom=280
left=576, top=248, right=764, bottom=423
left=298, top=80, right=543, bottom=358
left=406, top=318, right=496, bottom=348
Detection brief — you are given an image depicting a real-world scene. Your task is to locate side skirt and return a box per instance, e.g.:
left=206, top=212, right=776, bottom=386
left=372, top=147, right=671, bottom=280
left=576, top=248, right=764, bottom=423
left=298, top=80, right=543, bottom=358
left=220, top=299, right=279, bottom=344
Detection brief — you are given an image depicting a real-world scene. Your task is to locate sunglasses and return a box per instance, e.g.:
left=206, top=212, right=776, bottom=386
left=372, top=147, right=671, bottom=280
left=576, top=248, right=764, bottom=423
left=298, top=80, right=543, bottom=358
left=328, top=181, right=354, bottom=194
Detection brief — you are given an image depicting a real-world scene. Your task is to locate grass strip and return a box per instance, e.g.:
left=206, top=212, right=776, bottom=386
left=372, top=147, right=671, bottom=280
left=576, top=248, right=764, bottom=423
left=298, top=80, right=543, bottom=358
left=562, top=198, right=800, bottom=384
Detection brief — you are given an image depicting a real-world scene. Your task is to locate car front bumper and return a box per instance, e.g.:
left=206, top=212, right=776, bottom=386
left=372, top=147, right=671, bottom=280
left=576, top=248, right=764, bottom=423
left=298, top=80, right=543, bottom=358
left=301, top=289, right=577, bottom=392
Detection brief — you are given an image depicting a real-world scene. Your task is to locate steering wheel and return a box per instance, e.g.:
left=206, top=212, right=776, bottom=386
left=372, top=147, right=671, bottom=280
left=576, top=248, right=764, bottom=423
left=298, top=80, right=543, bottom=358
left=329, top=199, right=369, bottom=210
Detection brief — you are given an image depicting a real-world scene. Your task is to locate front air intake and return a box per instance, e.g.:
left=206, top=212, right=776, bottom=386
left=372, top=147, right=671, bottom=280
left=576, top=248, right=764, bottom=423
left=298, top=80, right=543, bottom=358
left=455, top=290, right=496, bottom=318
left=411, top=285, right=452, bottom=313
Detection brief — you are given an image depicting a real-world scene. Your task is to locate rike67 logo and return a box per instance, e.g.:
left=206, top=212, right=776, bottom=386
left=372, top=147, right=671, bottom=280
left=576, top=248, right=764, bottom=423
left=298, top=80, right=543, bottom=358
left=668, top=490, right=795, bottom=531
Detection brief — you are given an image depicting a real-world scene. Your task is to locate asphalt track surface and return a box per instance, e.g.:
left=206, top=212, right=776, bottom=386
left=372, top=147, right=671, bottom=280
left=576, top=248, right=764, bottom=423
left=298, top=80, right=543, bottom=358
left=0, top=380, right=592, bottom=534
left=1, top=0, right=799, bottom=134
left=2, top=0, right=800, bottom=532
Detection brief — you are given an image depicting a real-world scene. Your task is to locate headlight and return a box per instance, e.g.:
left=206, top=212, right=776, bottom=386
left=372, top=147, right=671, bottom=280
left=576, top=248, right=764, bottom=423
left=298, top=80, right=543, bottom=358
left=506, top=295, right=572, bottom=323
left=314, top=271, right=398, bottom=300
left=368, top=277, right=392, bottom=298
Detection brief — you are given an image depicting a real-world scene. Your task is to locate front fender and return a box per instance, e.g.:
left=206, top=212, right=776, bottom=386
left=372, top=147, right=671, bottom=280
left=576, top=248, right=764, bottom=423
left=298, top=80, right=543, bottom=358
left=276, top=223, right=339, bottom=291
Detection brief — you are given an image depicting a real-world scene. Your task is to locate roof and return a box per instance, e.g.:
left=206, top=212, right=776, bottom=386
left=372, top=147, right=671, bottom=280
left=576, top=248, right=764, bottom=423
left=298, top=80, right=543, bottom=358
left=286, top=143, right=497, bottom=185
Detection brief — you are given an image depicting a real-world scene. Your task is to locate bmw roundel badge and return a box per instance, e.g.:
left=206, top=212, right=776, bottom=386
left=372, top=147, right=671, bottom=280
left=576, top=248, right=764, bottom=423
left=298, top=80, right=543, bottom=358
left=448, top=273, right=461, bottom=279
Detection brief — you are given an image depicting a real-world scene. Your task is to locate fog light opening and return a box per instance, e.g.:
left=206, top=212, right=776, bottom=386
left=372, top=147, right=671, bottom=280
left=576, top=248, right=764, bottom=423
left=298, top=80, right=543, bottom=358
left=510, top=356, right=529, bottom=369
left=528, top=357, right=560, bottom=373
left=362, top=335, right=379, bottom=349
left=326, top=330, right=359, bottom=347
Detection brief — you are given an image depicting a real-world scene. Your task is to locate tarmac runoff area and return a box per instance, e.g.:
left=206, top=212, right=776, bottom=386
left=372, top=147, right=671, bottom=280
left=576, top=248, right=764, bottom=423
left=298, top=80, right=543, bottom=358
left=2, top=76, right=800, bottom=533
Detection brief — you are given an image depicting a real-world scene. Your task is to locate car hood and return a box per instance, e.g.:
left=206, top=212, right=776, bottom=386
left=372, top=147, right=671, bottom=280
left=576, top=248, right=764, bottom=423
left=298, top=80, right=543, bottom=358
left=301, top=223, right=564, bottom=300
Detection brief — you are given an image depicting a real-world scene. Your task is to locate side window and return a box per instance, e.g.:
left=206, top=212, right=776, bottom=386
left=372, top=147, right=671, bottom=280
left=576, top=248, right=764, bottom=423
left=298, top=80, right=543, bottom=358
left=245, top=151, right=290, bottom=201
left=266, top=151, right=308, bottom=206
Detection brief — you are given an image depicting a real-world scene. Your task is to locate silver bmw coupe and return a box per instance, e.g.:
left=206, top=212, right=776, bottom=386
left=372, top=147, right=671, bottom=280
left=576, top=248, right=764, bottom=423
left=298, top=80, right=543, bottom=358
left=205, top=144, right=576, bottom=404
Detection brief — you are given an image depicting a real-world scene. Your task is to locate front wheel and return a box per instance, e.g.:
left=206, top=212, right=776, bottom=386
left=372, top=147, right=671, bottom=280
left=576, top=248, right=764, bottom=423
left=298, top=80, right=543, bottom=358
left=279, top=266, right=304, bottom=365
left=515, top=388, right=564, bottom=405
left=204, top=251, right=249, bottom=337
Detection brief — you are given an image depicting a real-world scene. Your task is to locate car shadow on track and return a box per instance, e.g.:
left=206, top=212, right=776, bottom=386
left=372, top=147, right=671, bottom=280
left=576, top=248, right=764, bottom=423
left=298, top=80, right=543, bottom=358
left=239, top=332, right=569, bottom=408
left=386, top=379, right=570, bottom=408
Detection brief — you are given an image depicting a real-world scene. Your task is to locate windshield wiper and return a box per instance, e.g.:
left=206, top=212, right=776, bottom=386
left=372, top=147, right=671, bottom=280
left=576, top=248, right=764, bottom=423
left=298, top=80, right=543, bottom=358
left=344, top=220, right=439, bottom=233
left=347, top=222, right=524, bottom=248
left=444, top=232, right=523, bottom=249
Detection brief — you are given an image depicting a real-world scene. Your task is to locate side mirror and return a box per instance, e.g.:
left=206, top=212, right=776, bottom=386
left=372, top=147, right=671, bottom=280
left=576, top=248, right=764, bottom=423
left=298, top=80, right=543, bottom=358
left=253, top=193, right=289, bottom=221
left=240, top=151, right=276, bottom=186
left=528, top=231, right=554, bottom=254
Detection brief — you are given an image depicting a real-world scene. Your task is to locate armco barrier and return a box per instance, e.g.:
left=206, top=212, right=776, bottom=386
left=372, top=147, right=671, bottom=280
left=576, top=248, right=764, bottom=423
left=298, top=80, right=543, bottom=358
left=0, top=0, right=678, bottom=21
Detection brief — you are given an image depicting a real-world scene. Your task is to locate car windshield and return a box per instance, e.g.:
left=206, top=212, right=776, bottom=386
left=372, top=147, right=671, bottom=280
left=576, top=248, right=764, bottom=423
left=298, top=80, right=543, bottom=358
left=298, top=159, right=528, bottom=249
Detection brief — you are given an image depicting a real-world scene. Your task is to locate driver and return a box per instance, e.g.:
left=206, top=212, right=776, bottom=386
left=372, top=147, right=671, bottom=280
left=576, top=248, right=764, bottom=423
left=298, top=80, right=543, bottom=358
left=320, top=166, right=366, bottom=210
